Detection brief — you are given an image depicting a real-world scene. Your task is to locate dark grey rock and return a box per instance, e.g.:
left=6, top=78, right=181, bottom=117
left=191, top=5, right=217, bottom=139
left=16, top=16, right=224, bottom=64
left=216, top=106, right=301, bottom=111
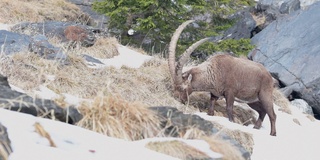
left=29, top=35, right=67, bottom=60
left=0, top=30, right=30, bottom=55
left=224, top=10, right=257, bottom=39
left=0, top=30, right=67, bottom=61
left=82, top=54, right=104, bottom=64
left=0, top=74, right=83, bottom=124
left=249, top=2, right=320, bottom=116
left=150, top=106, right=251, bottom=160
left=279, top=0, right=301, bottom=14
left=67, top=0, right=109, bottom=29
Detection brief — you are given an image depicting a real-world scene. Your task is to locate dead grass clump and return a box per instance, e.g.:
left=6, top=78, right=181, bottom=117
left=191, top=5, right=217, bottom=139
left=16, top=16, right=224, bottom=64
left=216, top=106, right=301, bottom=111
left=179, top=127, right=207, bottom=139
left=273, top=89, right=292, bottom=114
left=77, top=94, right=162, bottom=141
left=190, top=92, right=256, bottom=125
left=99, top=56, right=192, bottom=111
left=203, top=136, right=245, bottom=160
left=306, top=114, right=316, bottom=122
left=0, top=0, right=87, bottom=24
left=80, top=37, right=120, bottom=59
left=215, top=128, right=254, bottom=154
left=145, top=140, right=210, bottom=160
left=0, top=52, right=59, bottom=91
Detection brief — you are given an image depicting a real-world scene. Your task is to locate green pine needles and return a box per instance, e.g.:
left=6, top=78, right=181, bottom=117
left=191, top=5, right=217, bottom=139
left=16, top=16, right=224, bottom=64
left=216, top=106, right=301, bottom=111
left=93, top=0, right=255, bottom=56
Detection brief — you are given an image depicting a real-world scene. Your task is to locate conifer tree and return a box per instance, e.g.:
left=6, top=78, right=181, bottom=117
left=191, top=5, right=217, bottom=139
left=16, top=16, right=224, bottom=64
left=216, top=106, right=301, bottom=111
left=93, top=0, right=254, bottom=56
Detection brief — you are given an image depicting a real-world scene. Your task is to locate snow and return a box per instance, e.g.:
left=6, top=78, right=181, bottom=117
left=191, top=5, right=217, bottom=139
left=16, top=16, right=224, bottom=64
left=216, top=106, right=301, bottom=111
left=0, top=23, right=13, bottom=31
left=197, top=104, right=320, bottom=160
left=1, top=26, right=320, bottom=160
left=88, top=45, right=152, bottom=69
left=0, top=108, right=179, bottom=160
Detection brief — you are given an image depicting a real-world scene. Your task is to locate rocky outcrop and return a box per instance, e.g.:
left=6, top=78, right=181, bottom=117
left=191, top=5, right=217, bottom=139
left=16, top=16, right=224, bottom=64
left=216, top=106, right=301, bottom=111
left=11, top=21, right=98, bottom=47
left=0, top=74, right=83, bottom=124
left=150, top=106, right=252, bottom=160
left=0, top=30, right=67, bottom=60
left=249, top=2, right=320, bottom=117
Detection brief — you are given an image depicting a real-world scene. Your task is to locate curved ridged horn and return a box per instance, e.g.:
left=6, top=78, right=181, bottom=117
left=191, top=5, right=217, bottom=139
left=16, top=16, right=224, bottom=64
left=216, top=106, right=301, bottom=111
left=168, top=20, right=195, bottom=86
left=175, top=37, right=212, bottom=85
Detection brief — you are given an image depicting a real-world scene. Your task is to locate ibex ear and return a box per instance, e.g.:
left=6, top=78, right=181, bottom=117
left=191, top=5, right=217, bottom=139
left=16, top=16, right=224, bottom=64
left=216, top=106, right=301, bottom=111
left=187, top=74, right=192, bottom=83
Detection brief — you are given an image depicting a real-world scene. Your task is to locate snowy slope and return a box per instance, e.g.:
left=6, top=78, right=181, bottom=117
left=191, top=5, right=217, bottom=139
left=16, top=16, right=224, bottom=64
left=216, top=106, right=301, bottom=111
left=0, top=108, right=179, bottom=160
left=1, top=22, right=320, bottom=159
left=197, top=104, right=320, bottom=160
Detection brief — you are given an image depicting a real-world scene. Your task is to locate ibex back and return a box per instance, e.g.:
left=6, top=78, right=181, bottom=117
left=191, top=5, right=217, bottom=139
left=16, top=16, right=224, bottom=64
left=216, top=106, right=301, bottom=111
left=168, top=20, right=277, bottom=136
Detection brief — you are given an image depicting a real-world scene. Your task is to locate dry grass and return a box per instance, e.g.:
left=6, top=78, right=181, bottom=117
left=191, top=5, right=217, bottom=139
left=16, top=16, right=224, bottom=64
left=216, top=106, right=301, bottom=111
left=76, top=94, right=163, bottom=141
left=146, top=140, right=211, bottom=160
left=80, top=37, right=120, bottom=59
left=190, top=92, right=256, bottom=126
left=203, top=136, right=245, bottom=160
left=215, top=127, right=254, bottom=154
left=273, top=89, right=292, bottom=114
left=0, top=0, right=88, bottom=24
left=34, top=122, right=56, bottom=147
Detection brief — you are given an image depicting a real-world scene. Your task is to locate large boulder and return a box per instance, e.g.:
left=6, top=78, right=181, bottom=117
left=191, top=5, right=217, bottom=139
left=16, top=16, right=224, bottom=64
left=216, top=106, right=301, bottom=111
left=0, top=30, right=67, bottom=60
left=150, top=106, right=252, bottom=160
left=248, top=2, right=320, bottom=116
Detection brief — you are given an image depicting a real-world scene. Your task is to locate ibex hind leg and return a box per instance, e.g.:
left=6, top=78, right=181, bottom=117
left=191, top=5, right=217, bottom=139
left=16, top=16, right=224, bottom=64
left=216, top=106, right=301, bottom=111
left=248, top=101, right=266, bottom=129
left=259, top=91, right=277, bottom=136
left=207, top=93, right=218, bottom=116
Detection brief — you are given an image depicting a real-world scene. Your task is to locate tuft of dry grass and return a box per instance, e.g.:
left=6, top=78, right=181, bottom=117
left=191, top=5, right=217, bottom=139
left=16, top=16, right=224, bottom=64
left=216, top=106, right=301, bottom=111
left=203, top=136, right=245, bottom=160
left=215, top=128, right=254, bottom=154
left=145, top=140, right=211, bottom=160
left=34, top=122, right=56, bottom=147
left=76, top=94, right=162, bottom=141
left=273, top=89, right=292, bottom=114
left=0, top=0, right=88, bottom=24
left=80, top=37, right=120, bottom=59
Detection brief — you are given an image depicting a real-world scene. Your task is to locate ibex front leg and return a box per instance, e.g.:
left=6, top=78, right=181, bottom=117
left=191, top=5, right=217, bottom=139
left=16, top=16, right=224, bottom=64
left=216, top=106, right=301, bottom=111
left=208, top=93, right=218, bottom=116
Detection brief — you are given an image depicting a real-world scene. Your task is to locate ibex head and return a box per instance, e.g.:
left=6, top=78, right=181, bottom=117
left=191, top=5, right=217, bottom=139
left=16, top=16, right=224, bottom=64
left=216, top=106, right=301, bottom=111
left=173, top=71, right=193, bottom=104
left=168, top=20, right=212, bottom=104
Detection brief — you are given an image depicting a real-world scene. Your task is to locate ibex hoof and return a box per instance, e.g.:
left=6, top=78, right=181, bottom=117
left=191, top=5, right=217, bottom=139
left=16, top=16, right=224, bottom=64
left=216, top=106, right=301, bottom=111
left=207, top=111, right=214, bottom=116
left=270, top=132, right=276, bottom=136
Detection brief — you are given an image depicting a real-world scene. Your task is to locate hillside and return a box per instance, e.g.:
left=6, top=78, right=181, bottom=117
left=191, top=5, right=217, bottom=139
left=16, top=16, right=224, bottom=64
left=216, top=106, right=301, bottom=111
left=0, top=0, right=320, bottom=160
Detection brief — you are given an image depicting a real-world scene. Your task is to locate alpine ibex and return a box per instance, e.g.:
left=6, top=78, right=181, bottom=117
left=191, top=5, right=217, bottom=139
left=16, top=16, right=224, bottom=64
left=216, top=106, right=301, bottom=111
left=168, top=20, right=277, bottom=136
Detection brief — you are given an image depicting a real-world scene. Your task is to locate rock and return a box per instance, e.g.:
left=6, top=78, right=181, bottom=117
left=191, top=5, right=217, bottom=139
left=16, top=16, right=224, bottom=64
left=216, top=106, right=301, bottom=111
left=224, top=10, right=257, bottom=39
left=249, top=2, right=320, bottom=116
left=66, top=0, right=109, bottom=29
left=29, top=35, right=67, bottom=60
left=300, top=0, right=320, bottom=8
left=82, top=54, right=104, bottom=64
left=11, top=21, right=97, bottom=47
left=0, top=30, right=30, bottom=55
left=0, top=74, right=83, bottom=124
left=279, top=0, right=301, bottom=14
left=0, top=122, right=12, bottom=160
left=0, top=30, right=67, bottom=60
left=150, top=106, right=251, bottom=160
left=290, top=99, right=314, bottom=115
